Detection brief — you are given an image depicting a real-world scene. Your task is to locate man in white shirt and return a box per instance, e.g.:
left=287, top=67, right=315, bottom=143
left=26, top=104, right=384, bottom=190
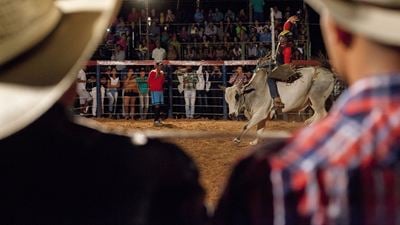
left=76, top=68, right=92, bottom=115
left=152, top=40, right=166, bottom=62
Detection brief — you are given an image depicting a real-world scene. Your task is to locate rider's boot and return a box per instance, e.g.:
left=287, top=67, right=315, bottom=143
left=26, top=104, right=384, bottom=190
left=273, top=97, right=285, bottom=109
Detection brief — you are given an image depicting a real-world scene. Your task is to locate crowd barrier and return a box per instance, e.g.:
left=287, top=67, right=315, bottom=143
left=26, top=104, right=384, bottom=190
left=75, top=60, right=327, bottom=120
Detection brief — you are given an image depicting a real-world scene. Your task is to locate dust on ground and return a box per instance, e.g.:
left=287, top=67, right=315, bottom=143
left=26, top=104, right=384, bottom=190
left=93, top=118, right=304, bottom=208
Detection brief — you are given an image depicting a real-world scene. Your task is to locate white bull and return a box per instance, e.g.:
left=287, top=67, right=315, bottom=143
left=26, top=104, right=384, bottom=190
left=225, top=66, right=335, bottom=145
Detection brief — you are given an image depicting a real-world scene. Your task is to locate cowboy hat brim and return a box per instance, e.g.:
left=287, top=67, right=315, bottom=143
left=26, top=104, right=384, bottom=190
left=305, top=0, right=400, bottom=47
left=0, top=0, right=120, bottom=139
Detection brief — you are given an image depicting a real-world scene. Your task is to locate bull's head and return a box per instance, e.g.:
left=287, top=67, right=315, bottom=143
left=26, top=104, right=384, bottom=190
left=224, top=85, right=245, bottom=119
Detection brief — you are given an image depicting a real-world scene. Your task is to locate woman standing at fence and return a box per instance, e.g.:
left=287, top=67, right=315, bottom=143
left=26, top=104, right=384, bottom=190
left=123, top=68, right=139, bottom=120
left=107, top=67, right=120, bottom=118
left=182, top=66, right=198, bottom=119
left=136, top=67, right=149, bottom=119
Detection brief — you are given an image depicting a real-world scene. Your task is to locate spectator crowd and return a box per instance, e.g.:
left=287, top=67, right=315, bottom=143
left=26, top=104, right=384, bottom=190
left=94, top=3, right=308, bottom=62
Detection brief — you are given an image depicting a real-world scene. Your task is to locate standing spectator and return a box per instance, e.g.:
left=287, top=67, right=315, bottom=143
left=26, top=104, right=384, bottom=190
left=224, top=9, right=235, bottom=22
left=106, top=67, right=120, bottom=118
left=165, top=9, right=175, bottom=24
left=76, top=68, right=92, bottom=115
left=273, top=6, right=283, bottom=23
left=251, top=0, right=265, bottom=22
left=194, top=8, right=204, bottom=23
left=123, top=68, right=139, bottom=120
left=213, top=8, right=224, bottom=23
left=136, top=67, right=150, bottom=119
left=87, top=71, right=106, bottom=117
left=152, top=40, right=166, bottom=62
left=209, top=66, right=223, bottom=119
left=148, top=62, right=165, bottom=126
left=228, top=66, right=248, bottom=88
left=111, top=44, right=126, bottom=77
left=0, top=2, right=208, bottom=225
left=181, top=66, right=198, bottom=119
left=196, top=65, right=209, bottom=118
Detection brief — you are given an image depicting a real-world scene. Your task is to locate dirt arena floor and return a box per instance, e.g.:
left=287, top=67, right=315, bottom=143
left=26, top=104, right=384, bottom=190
left=93, top=118, right=305, bottom=209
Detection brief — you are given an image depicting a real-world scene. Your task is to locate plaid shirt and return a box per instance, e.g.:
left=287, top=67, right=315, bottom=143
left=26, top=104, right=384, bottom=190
left=213, top=74, right=400, bottom=225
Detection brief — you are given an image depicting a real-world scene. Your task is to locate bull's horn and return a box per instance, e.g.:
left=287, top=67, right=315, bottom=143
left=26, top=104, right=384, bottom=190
left=218, top=85, right=226, bottom=91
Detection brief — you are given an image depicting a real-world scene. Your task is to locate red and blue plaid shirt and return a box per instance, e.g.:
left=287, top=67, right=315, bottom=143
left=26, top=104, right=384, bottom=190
left=213, top=74, right=400, bottom=225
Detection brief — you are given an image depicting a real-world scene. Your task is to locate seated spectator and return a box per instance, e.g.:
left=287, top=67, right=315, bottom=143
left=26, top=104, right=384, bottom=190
left=235, top=21, right=247, bottom=38
left=190, top=23, right=199, bottom=40
left=252, top=20, right=264, bottom=34
left=160, top=29, right=170, bottom=48
left=186, top=47, right=197, bottom=60
left=127, top=7, right=140, bottom=24
left=148, top=21, right=160, bottom=41
left=159, top=12, right=165, bottom=25
left=111, top=44, right=126, bottom=76
left=165, top=9, right=175, bottom=24
left=116, top=33, right=127, bottom=51
left=115, top=17, right=126, bottom=36
left=213, top=8, right=224, bottom=22
left=194, top=8, right=204, bottom=23
left=238, top=9, right=248, bottom=22
left=215, top=45, right=226, bottom=60
left=169, top=34, right=181, bottom=59
left=273, top=6, right=283, bottom=23
left=216, top=21, right=225, bottom=41
left=204, top=22, right=217, bottom=39
left=232, top=44, right=242, bottom=60
left=167, top=45, right=178, bottom=60
left=247, top=43, right=258, bottom=59
left=152, top=40, right=166, bottom=62
left=224, top=9, right=235, bottom=22
left=150, top=8, right=159, bottom=24
left=259, top=26, right=272, bottom=43
left=178, top=26, right=190, bottom=42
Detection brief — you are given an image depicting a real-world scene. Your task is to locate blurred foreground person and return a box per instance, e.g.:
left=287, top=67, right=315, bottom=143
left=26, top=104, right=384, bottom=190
left=213, top=0, right=400, bottom=224
left=0, top=1, right=206, bottom=225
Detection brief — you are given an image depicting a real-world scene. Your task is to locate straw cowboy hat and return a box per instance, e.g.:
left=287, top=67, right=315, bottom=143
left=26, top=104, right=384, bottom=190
left=0, top=0, right=121, bottom=139
left=305, top=0, right=400, bottom=47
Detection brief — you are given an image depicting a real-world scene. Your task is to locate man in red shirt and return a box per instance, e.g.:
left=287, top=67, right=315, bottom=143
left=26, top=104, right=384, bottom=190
left=148, top=62, right=165, bottom=126
left=283, top=15, right=299, bottom=33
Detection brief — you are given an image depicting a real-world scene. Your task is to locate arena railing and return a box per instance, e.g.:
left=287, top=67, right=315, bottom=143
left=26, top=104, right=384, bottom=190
left=76, top=60, right=322, bottom=120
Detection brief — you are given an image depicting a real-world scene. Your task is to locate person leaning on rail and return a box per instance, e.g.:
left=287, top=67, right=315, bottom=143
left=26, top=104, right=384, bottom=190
left=0, top=1, right=207, bottom=225
left=212, top=0, right=400, bottom=224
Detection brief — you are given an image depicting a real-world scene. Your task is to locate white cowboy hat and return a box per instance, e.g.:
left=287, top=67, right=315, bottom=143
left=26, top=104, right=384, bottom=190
left=305, top=0, right=400, bottom=47
left=0, top=0, right=121, bottom=139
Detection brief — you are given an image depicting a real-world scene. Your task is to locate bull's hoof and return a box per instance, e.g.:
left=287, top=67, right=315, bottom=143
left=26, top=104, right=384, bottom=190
left=233, top=137, right=241, bottom=144
left=250, top=139, right=258, bottom=145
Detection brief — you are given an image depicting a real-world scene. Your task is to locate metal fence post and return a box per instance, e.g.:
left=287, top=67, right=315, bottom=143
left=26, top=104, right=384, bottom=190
left=96, top=63, right=102, bottom=118
left=222, top=64, right=227, bottom=120
left=168, top=66, right=173, bottom=118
